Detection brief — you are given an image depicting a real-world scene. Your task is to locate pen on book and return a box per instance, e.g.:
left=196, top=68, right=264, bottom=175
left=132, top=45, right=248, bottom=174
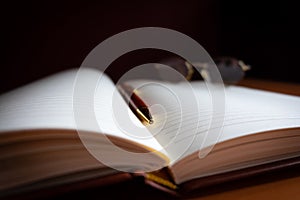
left=117, top=83, right=154, bottom=125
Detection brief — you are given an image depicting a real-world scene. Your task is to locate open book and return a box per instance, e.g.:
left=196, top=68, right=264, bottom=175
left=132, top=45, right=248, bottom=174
left=1, top=68, right=300, bottom=197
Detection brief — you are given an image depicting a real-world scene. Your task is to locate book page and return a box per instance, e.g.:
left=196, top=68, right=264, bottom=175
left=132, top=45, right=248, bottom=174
left=0, top=68, right=164, bottom=153
left=127, top=80, right=300, bottom=164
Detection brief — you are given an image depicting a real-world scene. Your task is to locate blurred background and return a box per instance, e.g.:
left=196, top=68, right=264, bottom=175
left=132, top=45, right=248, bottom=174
left=1, top=0, right=299, bottom=94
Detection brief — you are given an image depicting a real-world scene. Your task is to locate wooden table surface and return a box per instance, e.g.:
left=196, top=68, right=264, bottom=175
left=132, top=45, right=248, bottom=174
left=238, top=78, right=300, bottom=96
left=194, top=175, right=300, bottom=200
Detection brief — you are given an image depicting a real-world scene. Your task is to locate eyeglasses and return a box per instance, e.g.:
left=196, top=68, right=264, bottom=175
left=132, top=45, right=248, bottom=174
left=155, top=57, right=251, bottom=85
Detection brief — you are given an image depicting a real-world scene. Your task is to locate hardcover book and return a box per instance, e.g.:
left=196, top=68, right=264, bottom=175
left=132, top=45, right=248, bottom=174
left=1, top=68, right=300, bottom=198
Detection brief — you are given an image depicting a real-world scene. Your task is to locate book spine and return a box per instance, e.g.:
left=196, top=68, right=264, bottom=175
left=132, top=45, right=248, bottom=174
left=145, top=173, right=178, bottom=190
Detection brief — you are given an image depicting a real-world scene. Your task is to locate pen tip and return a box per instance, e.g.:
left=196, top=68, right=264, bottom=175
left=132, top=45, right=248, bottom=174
left=149, top=119, right=154, bottom=124
left=136, top=108, right=154, bottom=125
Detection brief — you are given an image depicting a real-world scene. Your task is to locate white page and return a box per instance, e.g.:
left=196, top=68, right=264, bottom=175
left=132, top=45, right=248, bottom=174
left=0, top=68, right=164, bottom=153
left=127, top=80, right=300, bottom=164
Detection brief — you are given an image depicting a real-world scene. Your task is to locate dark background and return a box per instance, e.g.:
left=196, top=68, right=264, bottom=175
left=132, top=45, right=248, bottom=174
left=1, top=0, right=299, bottom=94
